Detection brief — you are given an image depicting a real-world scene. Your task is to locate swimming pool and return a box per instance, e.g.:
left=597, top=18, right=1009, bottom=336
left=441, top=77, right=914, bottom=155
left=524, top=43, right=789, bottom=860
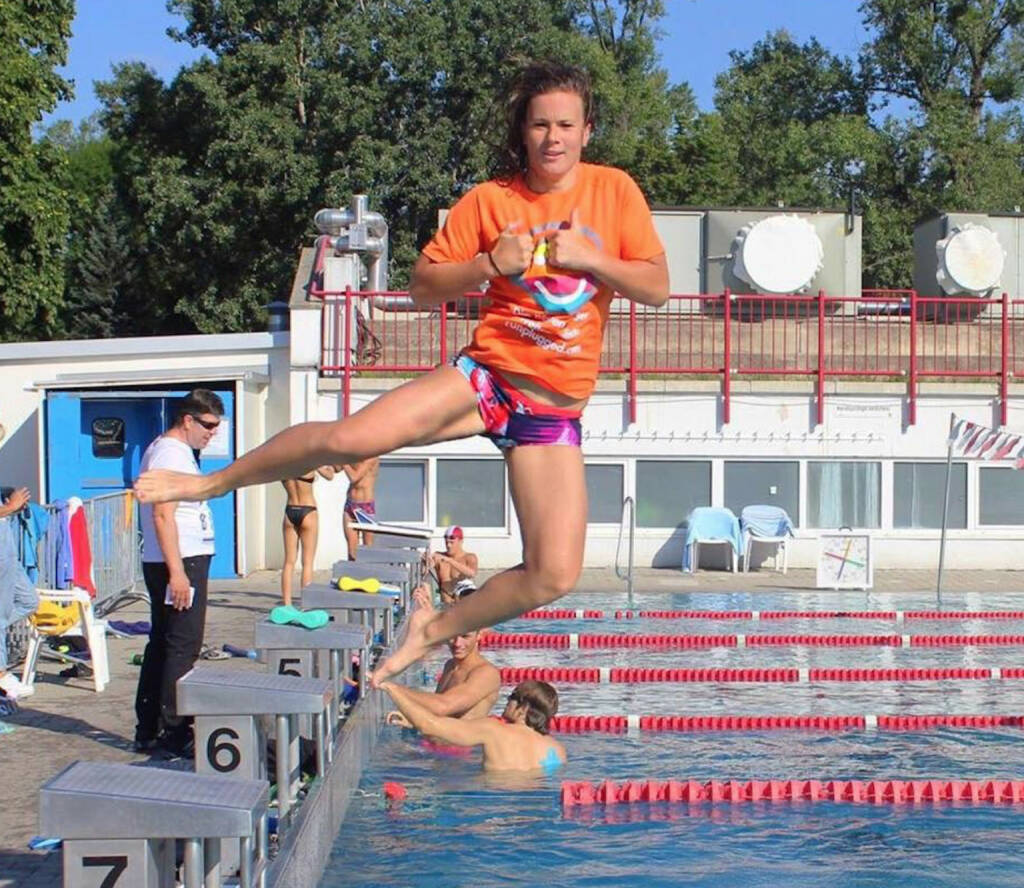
left=321, top=589, right=1024, bottom=886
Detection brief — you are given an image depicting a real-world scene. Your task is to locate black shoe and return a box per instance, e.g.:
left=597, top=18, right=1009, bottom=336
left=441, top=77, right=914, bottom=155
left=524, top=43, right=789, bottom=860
left=158, top=733, right=195, bottom=760
left=134, top=731, right=160, bottom=753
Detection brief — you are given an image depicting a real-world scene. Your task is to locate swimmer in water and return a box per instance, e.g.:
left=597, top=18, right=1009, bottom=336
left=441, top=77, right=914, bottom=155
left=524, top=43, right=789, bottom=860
left=382, top=679, right=566, bottom=774
left=386, top=586, right=500, bottom=728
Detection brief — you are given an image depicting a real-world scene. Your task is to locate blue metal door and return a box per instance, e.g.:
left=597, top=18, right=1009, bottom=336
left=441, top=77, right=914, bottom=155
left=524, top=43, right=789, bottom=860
left=46, top=388, right=238, bottom=578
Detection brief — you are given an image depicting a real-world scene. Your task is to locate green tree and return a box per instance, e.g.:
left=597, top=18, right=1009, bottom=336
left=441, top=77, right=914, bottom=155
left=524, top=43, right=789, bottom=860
left=96, top=0, right=684, bottom=332
left=860, top=0, right=1024, bottom=120
left=706, top=32, right=876, bottom=208
left=0, top=0, right=74, bottom=341
left=62, top=189, right=138, bottom=339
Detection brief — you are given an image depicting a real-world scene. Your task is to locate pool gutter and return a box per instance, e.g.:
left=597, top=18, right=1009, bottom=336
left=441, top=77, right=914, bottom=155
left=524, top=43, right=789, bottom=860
left=265, top=618, right=405, bottom=887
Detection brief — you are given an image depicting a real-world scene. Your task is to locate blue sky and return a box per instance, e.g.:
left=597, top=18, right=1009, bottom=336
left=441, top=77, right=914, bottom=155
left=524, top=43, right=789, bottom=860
left=46, top=0, right=870, bottom=126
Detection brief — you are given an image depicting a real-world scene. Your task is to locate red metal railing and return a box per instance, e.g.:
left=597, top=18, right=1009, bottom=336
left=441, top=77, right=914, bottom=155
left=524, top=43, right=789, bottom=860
left=313, top=280, right=1023, bottom=424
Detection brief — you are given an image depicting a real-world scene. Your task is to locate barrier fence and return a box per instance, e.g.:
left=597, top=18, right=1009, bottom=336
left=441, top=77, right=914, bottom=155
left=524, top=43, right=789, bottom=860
left=316, top=286, right=1024, bottom=425
left=4, top=491, right=143, bottom=667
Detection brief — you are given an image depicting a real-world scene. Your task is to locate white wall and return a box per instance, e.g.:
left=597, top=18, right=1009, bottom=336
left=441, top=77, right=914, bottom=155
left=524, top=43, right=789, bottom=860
left=0, top=332, right=288, bottom=573
left=305, top=377, right=1024, bottom=572
left=5, top=328, right=1024, bottom=577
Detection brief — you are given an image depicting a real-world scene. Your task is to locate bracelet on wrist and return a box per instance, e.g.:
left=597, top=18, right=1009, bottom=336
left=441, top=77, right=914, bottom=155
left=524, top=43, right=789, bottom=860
left=486, top=252, right=503, bottom=278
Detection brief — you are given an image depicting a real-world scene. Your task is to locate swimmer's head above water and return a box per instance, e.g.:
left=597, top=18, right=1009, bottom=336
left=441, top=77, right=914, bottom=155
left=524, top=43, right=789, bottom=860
left=502, top=680, right=559, bottom=735
left=447, top=626, right=481, bottom=661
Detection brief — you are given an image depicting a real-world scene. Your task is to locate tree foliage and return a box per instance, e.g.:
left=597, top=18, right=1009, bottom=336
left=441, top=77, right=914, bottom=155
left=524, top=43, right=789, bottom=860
left=0, top=0, right=73, bottom=340
left=5, top=0, right=1024, bottom=342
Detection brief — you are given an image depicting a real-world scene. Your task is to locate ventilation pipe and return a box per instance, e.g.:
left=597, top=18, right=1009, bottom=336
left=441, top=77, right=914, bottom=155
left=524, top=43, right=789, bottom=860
left=314, top=196, right=415, bottom=310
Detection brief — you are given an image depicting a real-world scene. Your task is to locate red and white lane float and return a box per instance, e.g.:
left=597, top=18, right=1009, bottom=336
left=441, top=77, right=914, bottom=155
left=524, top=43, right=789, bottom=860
left=480, top=632, right=1024, bottom=650
left=499, top=666, right=1016, bottom=685
left=548, top=713, right=1024, bottom=734
left=561, top=778, right=1024, bottom=807
left=518, top=609, right=1024, bottom=622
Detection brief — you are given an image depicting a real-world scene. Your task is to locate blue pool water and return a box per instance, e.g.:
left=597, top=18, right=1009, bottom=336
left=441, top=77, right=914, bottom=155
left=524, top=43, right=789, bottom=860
left=321, top=590, right=1024, bottom=886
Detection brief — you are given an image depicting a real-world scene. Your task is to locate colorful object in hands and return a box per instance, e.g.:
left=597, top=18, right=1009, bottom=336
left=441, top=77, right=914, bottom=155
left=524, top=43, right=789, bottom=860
left=335, top=576, right=381, bottom=594
left=269, top=605, right=330, bottom=630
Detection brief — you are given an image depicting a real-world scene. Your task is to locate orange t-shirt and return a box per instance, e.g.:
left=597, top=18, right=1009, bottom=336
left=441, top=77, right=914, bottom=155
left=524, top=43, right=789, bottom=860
left=421, top=163, right=663, bottom=400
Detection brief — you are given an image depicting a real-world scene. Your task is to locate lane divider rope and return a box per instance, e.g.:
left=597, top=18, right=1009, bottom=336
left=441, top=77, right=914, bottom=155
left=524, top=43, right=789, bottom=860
left=480, top=633, right=1024, bottom=650
left=561, top=778, right=1024, bottom=807
left=517, top=609, right=1024, bottom=621
left=498, top=666, right=1011, bottom=684
left=549, top=714, right=1024, bottom=733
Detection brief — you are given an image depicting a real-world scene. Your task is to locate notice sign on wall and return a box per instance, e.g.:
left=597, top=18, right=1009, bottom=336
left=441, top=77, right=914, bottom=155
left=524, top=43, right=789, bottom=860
left=204, top=419, right=231, bottom=457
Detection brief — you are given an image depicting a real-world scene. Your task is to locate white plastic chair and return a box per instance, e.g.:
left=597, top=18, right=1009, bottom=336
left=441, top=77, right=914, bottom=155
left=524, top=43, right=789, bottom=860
left=740, top=505, right=793, bottom=574
left=21, top=588, right=110, bottom=693
left=691, top=540, right=739, bottom=573
left=684, top=507, right=742, bottom=573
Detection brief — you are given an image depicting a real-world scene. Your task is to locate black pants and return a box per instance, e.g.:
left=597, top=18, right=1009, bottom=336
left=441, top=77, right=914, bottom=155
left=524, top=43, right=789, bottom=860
left=134, top=555, right=211, bottom=743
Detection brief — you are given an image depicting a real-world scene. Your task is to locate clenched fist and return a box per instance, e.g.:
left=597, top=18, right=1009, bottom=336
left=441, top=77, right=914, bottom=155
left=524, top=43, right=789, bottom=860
left=489, top=222, right=534, bottom=278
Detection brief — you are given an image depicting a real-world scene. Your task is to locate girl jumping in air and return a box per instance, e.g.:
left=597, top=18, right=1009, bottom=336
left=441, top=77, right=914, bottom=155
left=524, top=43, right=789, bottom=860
left=134, top=59, right=669, bottom=686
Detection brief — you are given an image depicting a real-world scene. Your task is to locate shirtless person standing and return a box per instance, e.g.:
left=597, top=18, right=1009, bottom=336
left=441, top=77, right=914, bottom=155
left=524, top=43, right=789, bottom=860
left=340, top=457, right=380, bottom=559
left=433, top=526, right=478, bottom=605
left=386, top=587, right=499, bottom=725
left=383, top=679, right=566, bottom=773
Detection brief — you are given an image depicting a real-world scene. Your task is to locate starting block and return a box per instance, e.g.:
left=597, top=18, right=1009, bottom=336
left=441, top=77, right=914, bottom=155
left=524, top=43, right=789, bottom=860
left=331, top=561, right=410, bottom=609
left=176, top=666, right=332, bottom=827
left=39, top=760, right=268, bottom=888
left=302, top=582, right=399, bottom=651
left=253, top=618, right=371, bottom=731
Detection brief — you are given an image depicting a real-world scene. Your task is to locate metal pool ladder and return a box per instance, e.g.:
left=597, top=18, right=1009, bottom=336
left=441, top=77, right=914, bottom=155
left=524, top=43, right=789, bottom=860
left=615, top=496, right=636, bottom=608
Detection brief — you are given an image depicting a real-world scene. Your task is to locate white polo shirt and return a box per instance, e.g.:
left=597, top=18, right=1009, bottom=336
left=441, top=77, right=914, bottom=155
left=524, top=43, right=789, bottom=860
left=139, top=436, right=215, bottom=562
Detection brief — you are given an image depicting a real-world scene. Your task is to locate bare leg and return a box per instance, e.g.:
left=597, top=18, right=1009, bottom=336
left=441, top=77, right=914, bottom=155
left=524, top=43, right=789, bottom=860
left=281, top=517, right=298, bottom=606
left=363, top=529, right=375, bottom=547
left=298, top=511, right=318, bottom=590
left=343, top=514, right=358, bottom=560
left=371, top=445, right=586, bottom=686
left=135, top=366, right=482, bottom=503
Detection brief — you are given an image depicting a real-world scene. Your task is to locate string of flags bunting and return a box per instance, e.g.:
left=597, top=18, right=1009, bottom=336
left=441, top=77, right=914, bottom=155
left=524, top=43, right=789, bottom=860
left=949, top=415, right=1024, bottom=469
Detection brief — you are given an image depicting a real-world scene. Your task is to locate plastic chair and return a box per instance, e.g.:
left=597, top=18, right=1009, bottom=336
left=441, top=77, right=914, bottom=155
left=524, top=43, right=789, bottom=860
left=21, top=589, right=110, bottom=693
left=740, top=505, right=794, bottom=574
left=683, top=507, right=742, bottom=573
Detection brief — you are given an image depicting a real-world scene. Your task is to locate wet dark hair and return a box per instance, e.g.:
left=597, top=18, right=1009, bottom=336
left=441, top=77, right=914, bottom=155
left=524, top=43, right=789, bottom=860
left=508, top=680, right=559, bottom=735
left=492, top=60, right=595, bottom=183
left=173, top=388, right=225, bottom=427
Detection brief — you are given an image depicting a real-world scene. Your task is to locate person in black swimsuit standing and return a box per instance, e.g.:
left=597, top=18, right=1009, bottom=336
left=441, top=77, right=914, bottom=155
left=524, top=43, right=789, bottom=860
left=281, top=466, right=335, bottom=605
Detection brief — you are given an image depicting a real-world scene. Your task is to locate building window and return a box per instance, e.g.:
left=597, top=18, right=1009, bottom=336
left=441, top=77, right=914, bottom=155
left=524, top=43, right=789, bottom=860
left=376, top=460, right=426, bottom=523
left=979, top=467, right=1024, bottom=525
left=724, top=461, right=799, bottom=524
left=437, top=459, right=506, bottom=528
left=91, top=417, right=125, bottom=459
left=894, top=462, right=966, bottom=529
left=807, top=461, right=880, bottom=528
left=585, top=464, right=624, bottom=523
left=636, top=461, right=711, bottom=528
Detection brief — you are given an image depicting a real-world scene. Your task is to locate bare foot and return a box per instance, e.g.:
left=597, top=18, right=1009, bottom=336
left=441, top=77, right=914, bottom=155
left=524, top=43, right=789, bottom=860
left=370, top=607, right=436, bottom=688
left=134, top=469, right=216, bottom=503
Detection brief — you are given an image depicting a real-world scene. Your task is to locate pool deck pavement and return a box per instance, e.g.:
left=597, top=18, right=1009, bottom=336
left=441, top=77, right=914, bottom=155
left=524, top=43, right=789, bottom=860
left=4, top=566, right=1024, bottom=887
